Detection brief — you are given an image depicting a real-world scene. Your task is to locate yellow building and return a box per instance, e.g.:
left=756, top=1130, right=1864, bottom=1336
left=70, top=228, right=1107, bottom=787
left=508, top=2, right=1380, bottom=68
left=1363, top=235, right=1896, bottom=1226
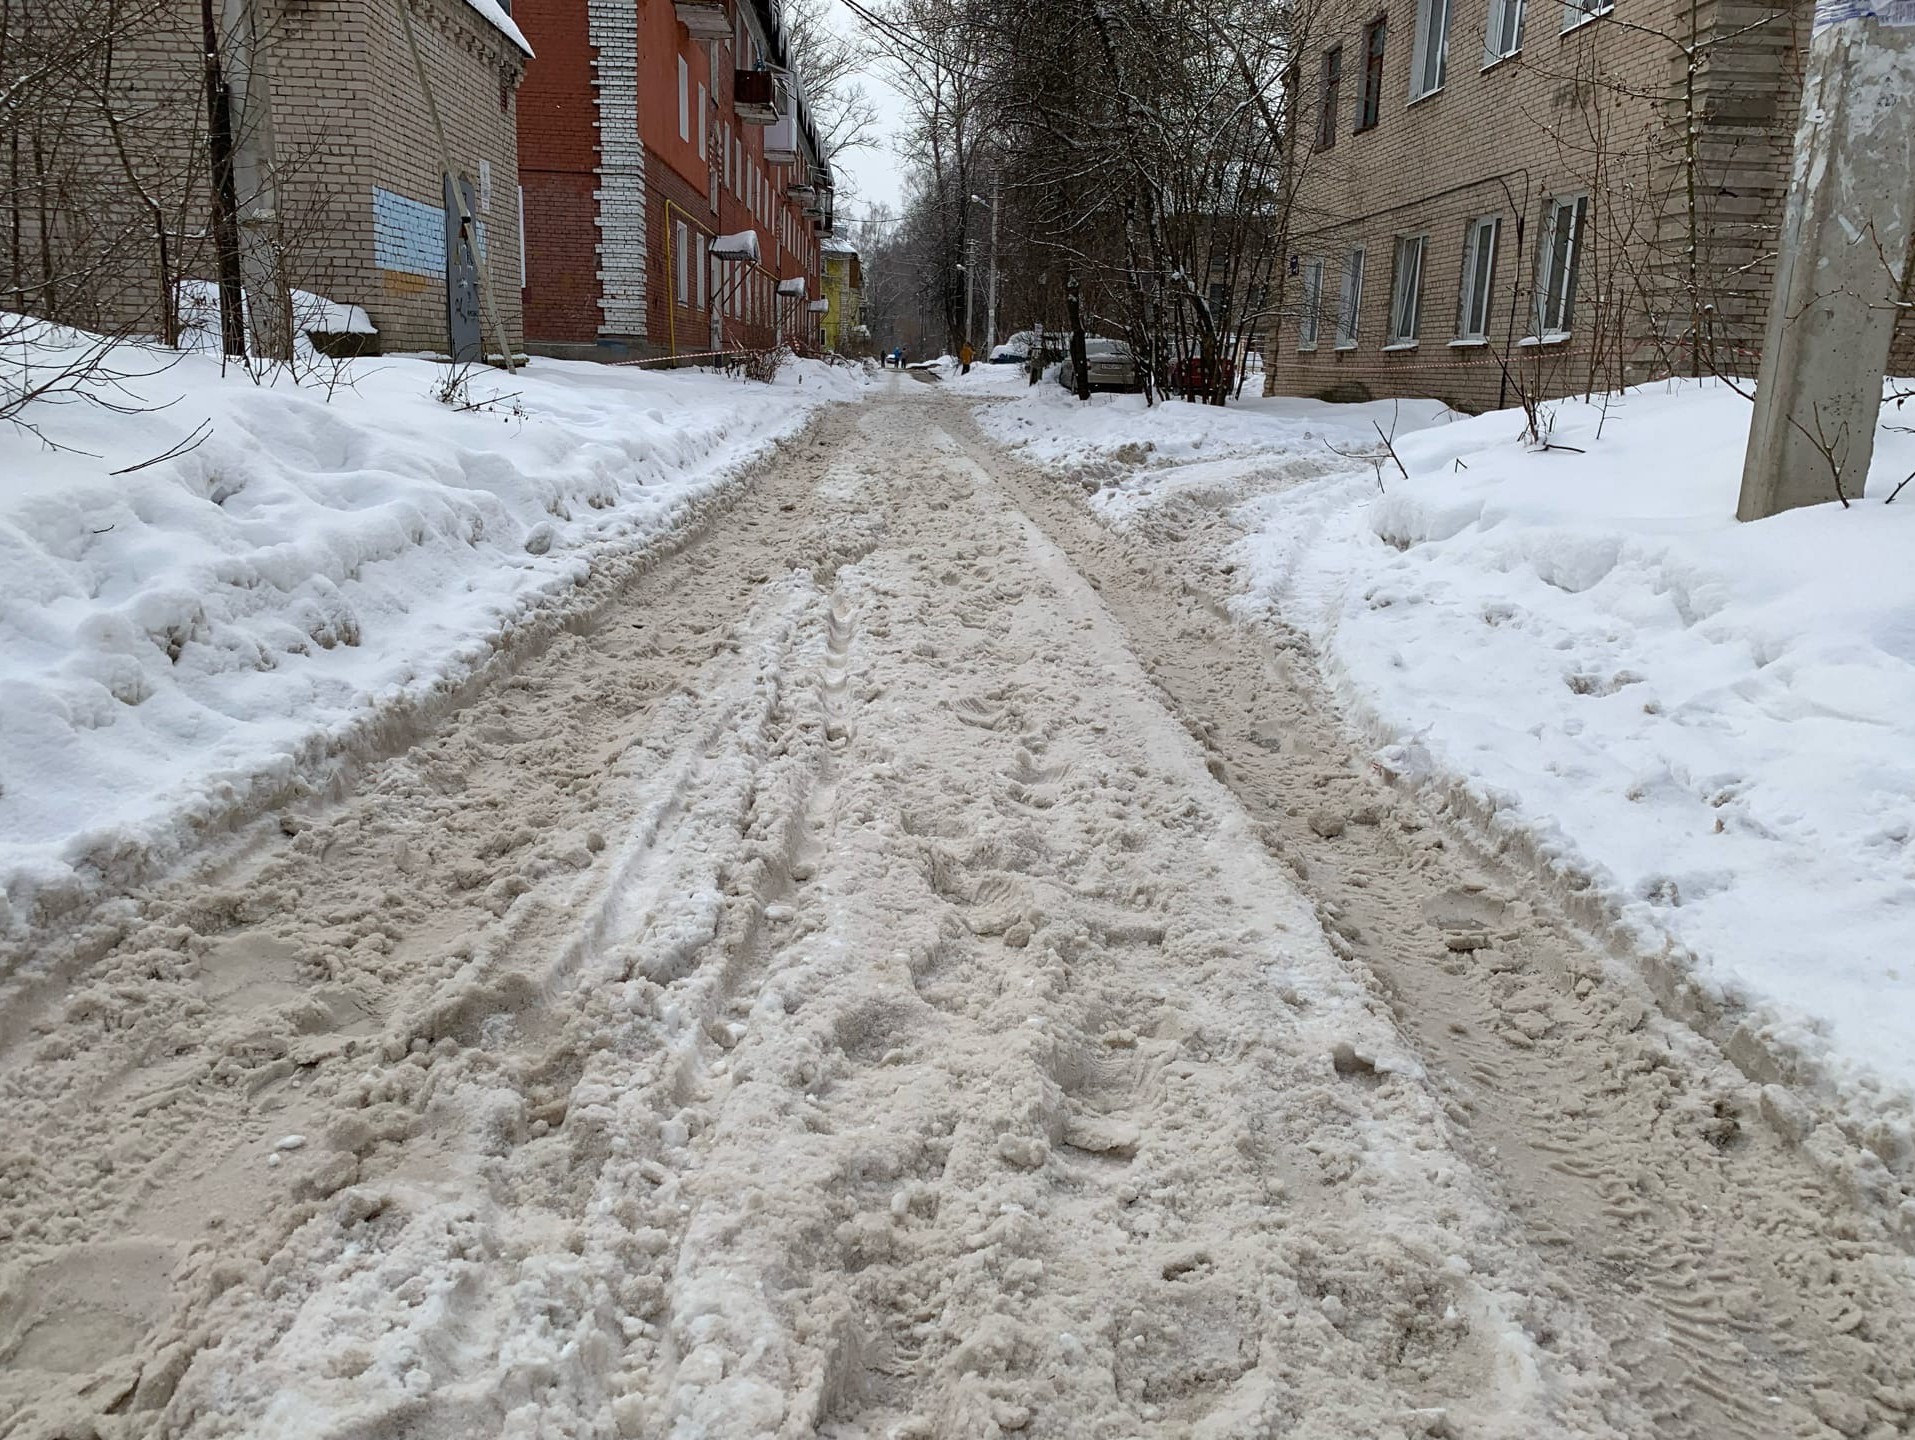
left=820, top=237, right=864, bottom=354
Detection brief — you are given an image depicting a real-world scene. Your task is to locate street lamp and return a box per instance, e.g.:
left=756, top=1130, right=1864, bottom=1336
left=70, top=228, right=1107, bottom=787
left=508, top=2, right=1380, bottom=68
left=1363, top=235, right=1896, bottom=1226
left=968, top=187, right=1000, bottom=350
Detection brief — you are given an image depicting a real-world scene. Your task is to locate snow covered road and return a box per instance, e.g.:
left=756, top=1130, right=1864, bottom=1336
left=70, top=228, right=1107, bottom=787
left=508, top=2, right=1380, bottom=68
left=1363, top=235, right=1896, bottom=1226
left=3, top=377, right=1913, bottom=1439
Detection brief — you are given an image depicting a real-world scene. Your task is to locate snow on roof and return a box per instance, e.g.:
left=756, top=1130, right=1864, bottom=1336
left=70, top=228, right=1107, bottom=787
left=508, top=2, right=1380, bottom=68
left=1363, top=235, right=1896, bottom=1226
left=710, top=231, right=763, bottom=264
left=776, top=277, right=809, bottom=296
left=822, top=235, right=858, bottom=255
left=460, top=0, right=533, bottom=56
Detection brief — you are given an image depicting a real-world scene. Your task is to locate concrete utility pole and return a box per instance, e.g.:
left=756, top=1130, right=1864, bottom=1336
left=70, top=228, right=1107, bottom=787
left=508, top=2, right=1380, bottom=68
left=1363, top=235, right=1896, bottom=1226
left=984, top=182, right=1000, bottom=349
left=1737, top=9, right=1915, bottom=520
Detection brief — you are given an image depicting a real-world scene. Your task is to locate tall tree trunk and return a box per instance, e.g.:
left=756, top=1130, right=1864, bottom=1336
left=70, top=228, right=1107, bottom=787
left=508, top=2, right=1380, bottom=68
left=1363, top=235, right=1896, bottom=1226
left=1065, top=273, right=1090, bottom=400
left=201, top=0, right=248, bottom=358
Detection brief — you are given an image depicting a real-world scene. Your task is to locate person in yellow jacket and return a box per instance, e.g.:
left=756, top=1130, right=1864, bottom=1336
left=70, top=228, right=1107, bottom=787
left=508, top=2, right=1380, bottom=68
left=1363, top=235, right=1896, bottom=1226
left=959, top=341, right=974, bottom=374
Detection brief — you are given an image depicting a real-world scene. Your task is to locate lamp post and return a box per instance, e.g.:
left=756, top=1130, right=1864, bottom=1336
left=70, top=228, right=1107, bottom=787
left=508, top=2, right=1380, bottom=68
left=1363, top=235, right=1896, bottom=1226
left=969, top=187, right=999, bottom=349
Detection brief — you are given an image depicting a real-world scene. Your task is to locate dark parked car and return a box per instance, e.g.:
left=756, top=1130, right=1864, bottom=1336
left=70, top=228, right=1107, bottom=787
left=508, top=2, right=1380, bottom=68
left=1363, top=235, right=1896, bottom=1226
left=1058, top=338, right=1142, bottom=393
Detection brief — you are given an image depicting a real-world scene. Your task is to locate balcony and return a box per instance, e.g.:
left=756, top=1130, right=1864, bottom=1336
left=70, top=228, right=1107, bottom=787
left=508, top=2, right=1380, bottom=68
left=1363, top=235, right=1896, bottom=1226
left=786, top=180, right=817, bottom=203
left=675, top=0, right=730, bottom=39
left=764, top=103, right=800, bottom=163
left=733, top=69, right=785, bottom=125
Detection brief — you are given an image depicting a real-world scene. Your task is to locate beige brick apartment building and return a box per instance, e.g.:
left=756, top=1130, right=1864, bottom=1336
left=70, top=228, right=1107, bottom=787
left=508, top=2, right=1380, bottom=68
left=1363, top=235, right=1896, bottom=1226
left=9, top=0, right=528, bottom=356
left=1265, top=0, right=1819, bottom=410
left=274, top=0, right=532, bottom=353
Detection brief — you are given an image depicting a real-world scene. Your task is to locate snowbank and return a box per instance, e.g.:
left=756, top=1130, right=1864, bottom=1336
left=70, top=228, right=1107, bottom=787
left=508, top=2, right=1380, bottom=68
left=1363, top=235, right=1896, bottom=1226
left=963, top=362, right=1454, bottom=473
left=0, top=328, right=865, bottom=936
left=1228, top=382, right=1915, bottom=1113
left=979, top=369, right=1915, bottom=1154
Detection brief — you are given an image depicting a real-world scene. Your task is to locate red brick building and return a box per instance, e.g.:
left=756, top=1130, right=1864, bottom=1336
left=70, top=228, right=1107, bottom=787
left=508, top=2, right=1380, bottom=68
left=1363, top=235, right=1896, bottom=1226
left=515, top=0, right=833, bottom=361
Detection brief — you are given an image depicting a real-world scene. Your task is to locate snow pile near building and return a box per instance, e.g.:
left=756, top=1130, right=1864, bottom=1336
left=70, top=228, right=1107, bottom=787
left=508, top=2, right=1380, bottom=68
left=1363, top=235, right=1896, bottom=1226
left=1224, top=380, right=1915, bottom=1118
left=0, top=325, right=865, bottom=937
left=963, top=362, right=1454, bottom=476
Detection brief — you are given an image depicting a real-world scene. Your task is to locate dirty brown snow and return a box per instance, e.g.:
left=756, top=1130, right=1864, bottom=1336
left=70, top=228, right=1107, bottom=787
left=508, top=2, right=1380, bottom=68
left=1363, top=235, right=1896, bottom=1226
left=2, top=378, right=1913, bottom=1440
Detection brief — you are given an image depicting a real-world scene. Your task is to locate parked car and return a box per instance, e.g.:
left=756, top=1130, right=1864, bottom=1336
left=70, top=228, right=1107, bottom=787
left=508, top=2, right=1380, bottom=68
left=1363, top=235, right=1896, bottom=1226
left=995, top=330, right=1070, bottom=366
left=1058, top=338, right=1142, bottom=393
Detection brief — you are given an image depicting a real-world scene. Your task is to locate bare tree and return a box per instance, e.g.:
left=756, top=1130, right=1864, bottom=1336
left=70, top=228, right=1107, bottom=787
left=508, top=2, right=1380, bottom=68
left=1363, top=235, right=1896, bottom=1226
left=784, top=0, right=881, bottom=166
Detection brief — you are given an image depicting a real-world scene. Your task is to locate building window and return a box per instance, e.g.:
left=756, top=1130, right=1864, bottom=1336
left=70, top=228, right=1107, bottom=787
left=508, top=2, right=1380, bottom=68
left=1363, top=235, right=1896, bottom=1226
left=675, top=220, right=690, bottom=306
left=1409, top=0, right=1450, bottom=98
left=1562, top=0, right=1613, bottom=28
left=1485, top=0, right=1524, bottom=60
left=697, top=83, right=708, bottom=156
left=696, top=234, right=708, bottom=309
left=1336, top=246, right=1365, bottom=348
left=1357, top=17, right=1387, bottom=131
left=1297, top=259, right=1324, bottom=349
left=1456, top=215, right=1500, bottom=340
left=1387, top=235, right=1425, bottom=345
left=1534, top=195, right=1587, bottom=337
left=677, top=56, right=690, bottom=142
left=1316, top=46, right=1342, bottom=150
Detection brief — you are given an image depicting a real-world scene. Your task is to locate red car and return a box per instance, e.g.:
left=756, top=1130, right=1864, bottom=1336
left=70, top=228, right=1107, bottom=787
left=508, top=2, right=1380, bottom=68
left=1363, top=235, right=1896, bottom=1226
left=1171, top=353, right=1236, bottom=396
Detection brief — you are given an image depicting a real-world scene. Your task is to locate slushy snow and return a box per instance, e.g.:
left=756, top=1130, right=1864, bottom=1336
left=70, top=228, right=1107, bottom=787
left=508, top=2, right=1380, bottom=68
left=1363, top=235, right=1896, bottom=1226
left=0, top=324, right=865, bottom=938
left=972, top=370, right=1915, bottom=1139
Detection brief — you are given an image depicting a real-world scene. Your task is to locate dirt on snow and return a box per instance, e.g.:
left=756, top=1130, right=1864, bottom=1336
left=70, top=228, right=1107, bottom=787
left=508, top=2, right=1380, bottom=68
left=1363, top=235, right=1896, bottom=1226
left=2, top=378, right=1913, bottom=1440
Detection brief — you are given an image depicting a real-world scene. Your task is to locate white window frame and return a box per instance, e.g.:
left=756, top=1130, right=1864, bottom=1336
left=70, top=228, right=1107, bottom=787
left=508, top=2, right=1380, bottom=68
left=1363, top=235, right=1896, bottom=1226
left=1531, top=195, right=1587, bottom=340
left=1409, top=0, right=1451, bottom=99
left=1562, top=0, right=1614, bottom=29
left=1387, top=235, right=1426, bottom=347
left=675, top=220, right=691, bottom=306
left=1454, top=215, right=1500, bottom=343
left=677, top=57, right=690, bottom=142
left=1484, top=0, right=1525, bottom=62
left=697, top=83, right=708, bottom=156
left=1297, top=259, right=1324, bottom=350
left=696, top=233, right=709, bottom=310
left=1336, top=246, right=1365, bottom=349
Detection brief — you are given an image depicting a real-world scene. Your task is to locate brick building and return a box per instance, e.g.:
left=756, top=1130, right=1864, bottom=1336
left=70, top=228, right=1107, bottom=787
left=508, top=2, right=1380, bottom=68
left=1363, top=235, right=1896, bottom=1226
left=515, top=0, right=834, bottom=361
left=1264, top=0, right=1839, bottom=411
left=11, top=0, right=529, bottom=357
left=275, top=0, right=532, bottom=353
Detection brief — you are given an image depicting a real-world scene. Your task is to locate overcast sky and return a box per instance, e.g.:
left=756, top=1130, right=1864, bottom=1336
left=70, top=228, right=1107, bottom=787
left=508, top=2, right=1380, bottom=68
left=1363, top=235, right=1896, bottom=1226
left=823, top=0, right=909, bottom=221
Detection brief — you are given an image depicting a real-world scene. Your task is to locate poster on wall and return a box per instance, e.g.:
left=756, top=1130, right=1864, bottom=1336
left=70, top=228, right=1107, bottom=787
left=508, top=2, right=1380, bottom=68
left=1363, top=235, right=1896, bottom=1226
left=443, top=172, right=482, bottom=365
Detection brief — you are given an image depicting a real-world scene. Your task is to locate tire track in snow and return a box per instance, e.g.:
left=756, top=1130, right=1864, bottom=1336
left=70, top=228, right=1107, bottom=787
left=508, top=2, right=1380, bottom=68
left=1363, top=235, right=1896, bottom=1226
left=8, top=382, right=1910, bottom=1439
left=0, top=408, right=864, bottom=1439
left=639, top=398, right=1634, bottom=1437
left=946, top=392, right=1915, bottom=1440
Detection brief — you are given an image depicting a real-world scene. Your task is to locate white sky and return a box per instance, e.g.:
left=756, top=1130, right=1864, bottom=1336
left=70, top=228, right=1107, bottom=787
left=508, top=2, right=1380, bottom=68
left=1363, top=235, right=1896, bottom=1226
left=823, top=0, right=909, bottom=220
